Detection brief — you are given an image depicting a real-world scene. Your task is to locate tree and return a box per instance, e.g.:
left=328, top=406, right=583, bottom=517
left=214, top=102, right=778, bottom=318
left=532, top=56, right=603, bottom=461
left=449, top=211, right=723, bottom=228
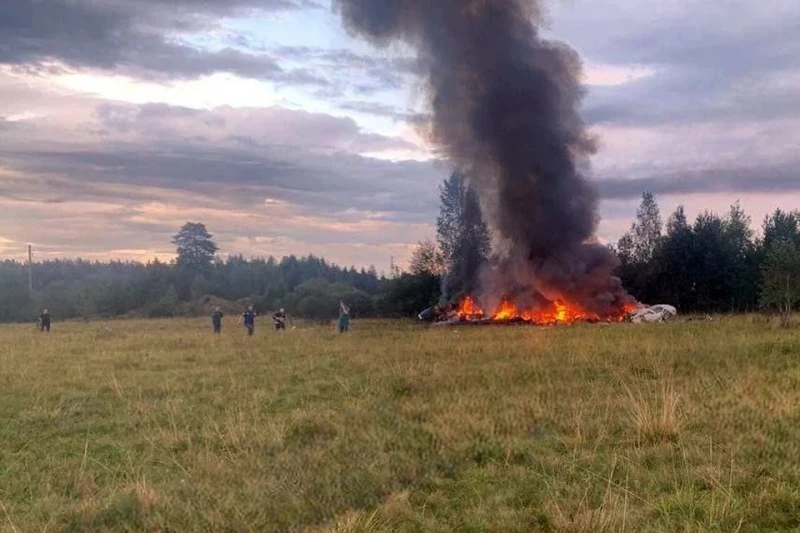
left=172, top=222, right=218, bottom=273
left=651, top=205, right=694, bottom=310
left=409, top=239, right=445, bottom=276
left=287, top=278, right=373, bottom=321
left=615, top=193, right=663, bottom=302
left=618, top=192, right=662, bottom=264
left=190, top=274, right=212, bottom=300
left=436, top=171, right=491, bottom=298
left=690, top=211, right=730, bottom=312
left=666, top=205, right=689, bottom=236
left=375, top=273, right=441, bottom=317
left=762, top=209, right=800, bottom=252
left=760, top=241, right=800, bottom=327
left=724, top=202, right=758, bottom=310
left=148, top=285, right=181, bottom=318
left=615, top=233, right=636, bottom=266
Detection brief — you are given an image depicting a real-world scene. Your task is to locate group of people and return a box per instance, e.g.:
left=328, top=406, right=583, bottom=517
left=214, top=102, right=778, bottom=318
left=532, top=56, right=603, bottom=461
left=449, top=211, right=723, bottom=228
left=210, top=301, right=351, bottom=335
left=32, top=301, right=352, bottom=335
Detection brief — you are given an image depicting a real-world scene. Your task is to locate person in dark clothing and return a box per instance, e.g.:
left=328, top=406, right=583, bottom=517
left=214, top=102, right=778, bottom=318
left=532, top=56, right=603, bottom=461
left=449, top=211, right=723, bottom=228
left=338, top=301, right=350, bottom=333
left=211, top=306, right=223, bottom=334
left=272, top=308, right=286, bottom=330
left=39, top=309, right=51, bottom=332
left=241, top=305, right=257, bottom=336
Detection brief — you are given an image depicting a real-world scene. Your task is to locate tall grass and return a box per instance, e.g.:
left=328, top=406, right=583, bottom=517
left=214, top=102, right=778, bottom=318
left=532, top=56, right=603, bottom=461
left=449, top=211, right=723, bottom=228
left=625, top=380, right=682, bottom=444
left=0, top=317, right=799, bottom=531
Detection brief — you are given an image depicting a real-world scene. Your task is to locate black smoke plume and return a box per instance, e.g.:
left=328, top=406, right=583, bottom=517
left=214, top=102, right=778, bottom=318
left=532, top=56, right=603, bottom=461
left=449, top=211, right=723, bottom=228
left=334, top=0, right=634, bottom=316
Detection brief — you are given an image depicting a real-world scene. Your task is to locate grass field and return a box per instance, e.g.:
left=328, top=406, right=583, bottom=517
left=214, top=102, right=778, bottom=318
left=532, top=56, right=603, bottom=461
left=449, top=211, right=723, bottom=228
left=1, top=316, right=800, bottom=532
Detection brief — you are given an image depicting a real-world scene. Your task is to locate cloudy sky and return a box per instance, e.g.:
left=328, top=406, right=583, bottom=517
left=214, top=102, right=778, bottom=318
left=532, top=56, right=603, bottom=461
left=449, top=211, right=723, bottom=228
left=1, top=0, right=799, bottom=270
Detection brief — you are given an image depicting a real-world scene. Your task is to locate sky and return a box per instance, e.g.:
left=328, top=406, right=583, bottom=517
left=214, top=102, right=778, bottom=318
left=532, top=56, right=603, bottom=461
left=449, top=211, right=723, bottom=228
left=1, top=0, right=799, bottom=271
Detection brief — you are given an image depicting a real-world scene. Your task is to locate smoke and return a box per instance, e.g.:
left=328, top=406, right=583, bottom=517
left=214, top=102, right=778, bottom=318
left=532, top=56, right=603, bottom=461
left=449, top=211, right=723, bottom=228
left=334, top=0, right=634, bottom=316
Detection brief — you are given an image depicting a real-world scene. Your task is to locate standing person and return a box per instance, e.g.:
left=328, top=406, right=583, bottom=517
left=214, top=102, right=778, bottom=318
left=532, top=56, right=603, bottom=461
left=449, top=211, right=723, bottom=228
left=211, top=306, right=224, bottom=334
left=241, top=305, right=257, bottom=336
left=39, top=308, right=51, bottom=333
left=272, top=308, right=286, bottom=331
left=337, top=301, right=350, bottom=334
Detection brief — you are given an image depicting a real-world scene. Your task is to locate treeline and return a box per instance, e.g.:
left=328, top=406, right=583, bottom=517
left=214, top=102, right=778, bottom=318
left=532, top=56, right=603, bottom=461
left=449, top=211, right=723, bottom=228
left=0, top=253, right=443, bottom=323
left=614, top=193, right=800, bottom=314
left=3, top=180, right=797, bottom=324
left=0, top=173, right=477, bottom=324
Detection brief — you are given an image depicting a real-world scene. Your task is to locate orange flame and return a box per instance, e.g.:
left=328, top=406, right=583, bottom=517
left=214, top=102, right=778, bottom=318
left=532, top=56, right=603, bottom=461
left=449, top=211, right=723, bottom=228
left=457, top=296, right=484, bottom=318
left=454, top=296, right=636, bottom=325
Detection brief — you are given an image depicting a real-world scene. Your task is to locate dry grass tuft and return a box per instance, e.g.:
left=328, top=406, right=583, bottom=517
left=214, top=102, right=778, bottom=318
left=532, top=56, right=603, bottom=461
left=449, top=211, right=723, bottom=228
left=314, top=510, right=393, bottom=533
left=132, top=479, right=160, bottom=510
left=107, top=372, right=124, bottom=398
left=625, top=380, right=682, bottom=444
left=545, top=492, right=626, bottom=533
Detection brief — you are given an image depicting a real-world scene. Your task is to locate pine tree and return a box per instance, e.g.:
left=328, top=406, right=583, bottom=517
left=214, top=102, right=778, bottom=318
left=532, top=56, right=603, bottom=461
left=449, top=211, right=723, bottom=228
left=631, top=192, right=663, bottom=263
left=172, top=222, right=218, bottom=273
left=435, top=171, right=491, bottom=298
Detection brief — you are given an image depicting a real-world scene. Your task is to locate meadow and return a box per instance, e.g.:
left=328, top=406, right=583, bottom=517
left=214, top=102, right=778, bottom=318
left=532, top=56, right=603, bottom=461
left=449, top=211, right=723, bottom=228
left=1, top=316, right=799, bottom=532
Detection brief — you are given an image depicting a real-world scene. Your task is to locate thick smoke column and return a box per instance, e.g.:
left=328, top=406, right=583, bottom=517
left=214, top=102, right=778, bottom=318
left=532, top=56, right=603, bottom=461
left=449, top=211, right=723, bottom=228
left=335, top=0, right=632, bottom=315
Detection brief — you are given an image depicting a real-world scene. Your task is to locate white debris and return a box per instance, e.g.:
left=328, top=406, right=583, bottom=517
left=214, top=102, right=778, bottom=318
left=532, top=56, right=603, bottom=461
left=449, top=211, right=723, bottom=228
left=630, top=304, right=677, bottom=324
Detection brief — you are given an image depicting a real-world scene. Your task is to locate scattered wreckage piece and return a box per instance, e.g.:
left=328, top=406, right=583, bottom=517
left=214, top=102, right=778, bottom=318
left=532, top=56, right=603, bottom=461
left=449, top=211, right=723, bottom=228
left=417, top=307, right=439, bottom=322
left=629, top=304, right=677, bottom=324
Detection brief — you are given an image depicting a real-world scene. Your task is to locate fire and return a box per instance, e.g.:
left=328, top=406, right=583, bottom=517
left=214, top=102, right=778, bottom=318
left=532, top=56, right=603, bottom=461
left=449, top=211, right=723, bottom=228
left=493, top=300, right=517, bottom=320
left=457, top=296, right=484, bottom=319
left=454, top=296, right=635, bottom=325
left=554, top=301, right=568, bottom=322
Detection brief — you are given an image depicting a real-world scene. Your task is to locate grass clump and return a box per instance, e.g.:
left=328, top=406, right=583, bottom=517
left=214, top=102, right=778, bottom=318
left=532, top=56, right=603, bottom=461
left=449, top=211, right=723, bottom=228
left=625, top=380, right=683, bottom=445
left=0, top=316, right=799, bottom=531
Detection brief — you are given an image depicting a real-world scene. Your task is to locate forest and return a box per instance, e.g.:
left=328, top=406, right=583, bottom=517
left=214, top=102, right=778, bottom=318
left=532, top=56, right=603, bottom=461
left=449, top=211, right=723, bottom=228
left=1, top=173, right=798, bottom=323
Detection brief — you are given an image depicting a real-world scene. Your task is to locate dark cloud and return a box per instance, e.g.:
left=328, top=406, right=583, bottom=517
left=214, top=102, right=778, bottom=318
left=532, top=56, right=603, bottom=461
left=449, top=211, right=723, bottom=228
left=0, top=0, right=420, bottom=98
left=0, top=100, right=441, bottom=223
left=0, top=0, right=322, bottom=83
left=2, top=0, right=798, bottom=263
left=596, top=16, right=800, bottom=75
left=584, top=66, right=800, bottom=128
left=565, top=2, right=800, bottom=128
left=597, top=164, right=800, bottom=200
left=126, top=0, right=322, bottom=14
left=0, top=91, right=441, bottom=264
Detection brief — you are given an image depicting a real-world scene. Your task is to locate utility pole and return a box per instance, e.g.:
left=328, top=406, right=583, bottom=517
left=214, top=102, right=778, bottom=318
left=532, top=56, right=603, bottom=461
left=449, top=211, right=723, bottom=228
left=27, top=244, right=33, bottom=294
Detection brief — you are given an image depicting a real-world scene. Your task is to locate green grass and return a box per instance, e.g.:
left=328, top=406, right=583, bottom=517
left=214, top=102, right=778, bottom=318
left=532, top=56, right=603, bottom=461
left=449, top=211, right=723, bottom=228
left=1, top=316, right=799, bottom=532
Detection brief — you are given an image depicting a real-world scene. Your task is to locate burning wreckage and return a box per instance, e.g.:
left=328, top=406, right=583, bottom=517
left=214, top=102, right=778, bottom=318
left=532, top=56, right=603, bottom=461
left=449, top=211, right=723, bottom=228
left=335, top=0, right=676, bottom=323
left=419, top=299, right=676, bottom=326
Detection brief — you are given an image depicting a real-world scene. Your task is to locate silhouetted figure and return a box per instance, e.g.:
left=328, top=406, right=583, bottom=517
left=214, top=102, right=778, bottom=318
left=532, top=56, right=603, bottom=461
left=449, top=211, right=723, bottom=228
left=211, top=306, right=223, bottom=334
left=338, top=301, right=350, bottom=333
left=273, top=308, right=286, bottom=330
left=39, top=309, right=51, bottom=333
left=241, top=305, right=257, bottom=336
